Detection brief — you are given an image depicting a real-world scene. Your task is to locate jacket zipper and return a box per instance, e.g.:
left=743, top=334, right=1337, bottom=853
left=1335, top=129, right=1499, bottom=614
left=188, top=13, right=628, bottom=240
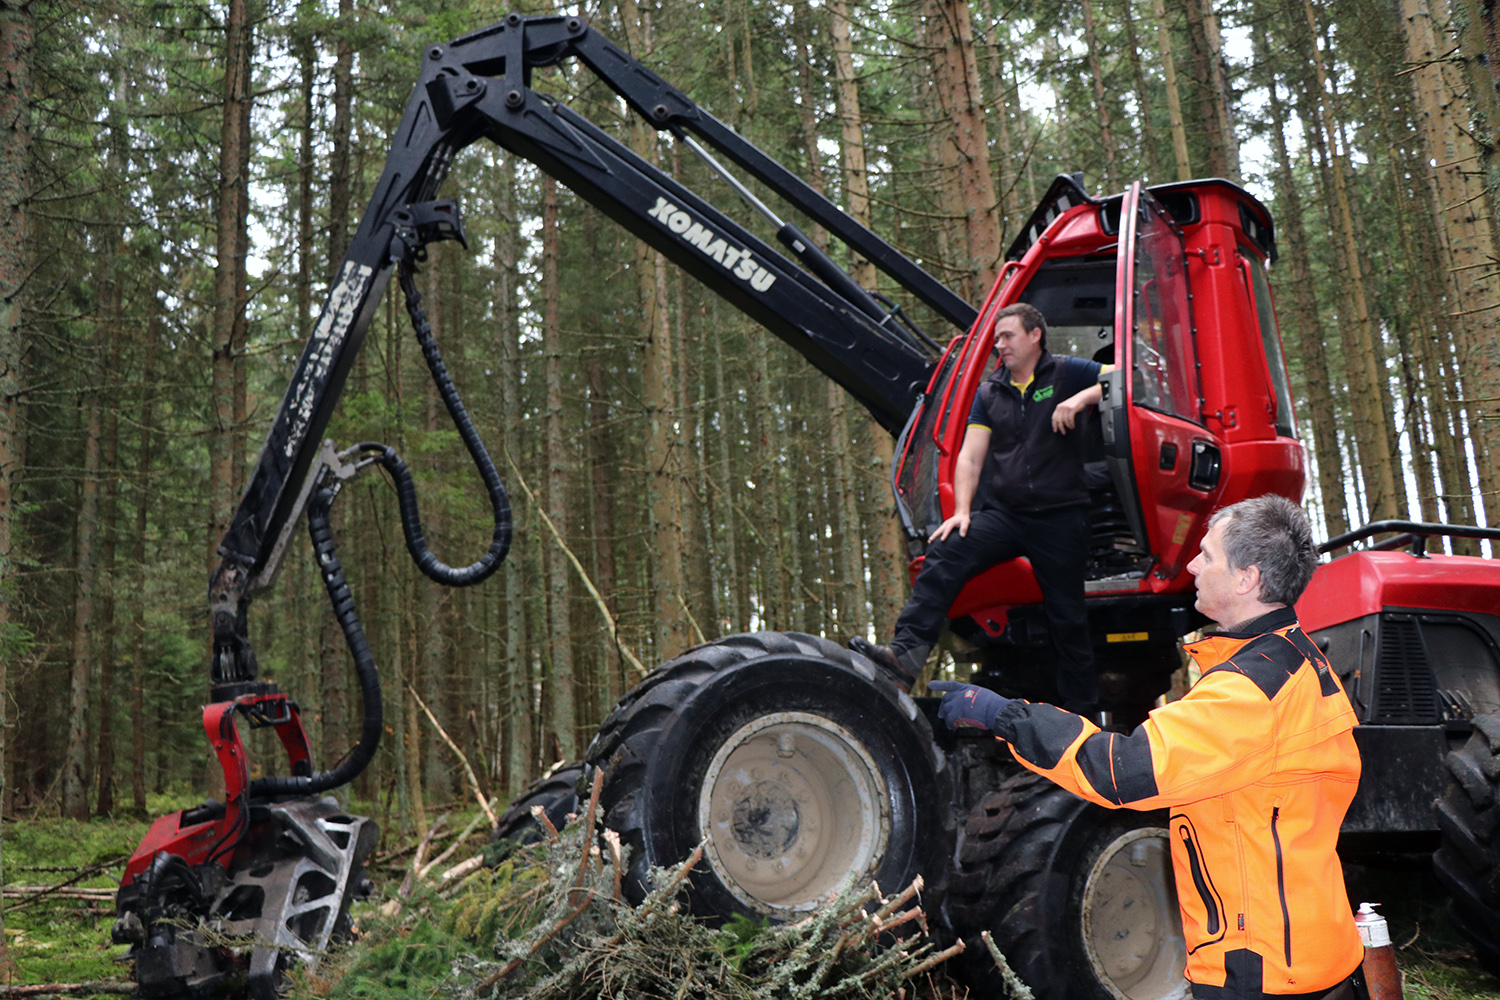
left=1271, top=805, right=1291, bottom=967
left=1177, top=825, right=1221, bottom=935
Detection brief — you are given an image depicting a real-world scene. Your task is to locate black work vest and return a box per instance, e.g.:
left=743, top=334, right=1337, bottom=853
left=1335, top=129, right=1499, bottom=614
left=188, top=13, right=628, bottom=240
left=969, top=351, right=1101, bottom=513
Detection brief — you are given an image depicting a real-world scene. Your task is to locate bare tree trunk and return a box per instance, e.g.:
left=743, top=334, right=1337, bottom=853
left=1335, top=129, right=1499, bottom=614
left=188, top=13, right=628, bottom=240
left=828, top=383, right=868, bottom=636
left=297, top=17, right=314, bottom=335
left=1152, top=0, right=1192, bottom=180
left=1188, top=0, right=1238, bottom=180
left=831, top=1, right=904, bottom=635
left=94, top=307, right=122, bottom=817
left=831, top=1, right=873, bottom=292
left=1301, top=0, right=1399, bottom=520
left=64, top=360, right=103, bottom=820
left=1120, top=0, right=1164, bottom=183
left=622, top=1, right=689, bottom=659
left=1403, top=0, right=1500, bottom=527
left=209, top=0, right=251, bottom=575
left=327, top=0, right=353, bottom=279
left=923, top=0, right=1001, bottom=296
left=0, top=4, right=29, bottom=956
left=539, top=175, right=577, bottom=759
left=1080, top=0, right=1118, bottom=188
left=1260, top=37, right=1347, bottom=538
left=130, top=350, right=155, bottom=817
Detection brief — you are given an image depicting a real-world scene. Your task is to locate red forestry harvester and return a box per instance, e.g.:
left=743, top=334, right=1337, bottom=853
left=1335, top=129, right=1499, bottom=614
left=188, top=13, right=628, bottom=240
left=112, top=13, right=1500, bottom=1000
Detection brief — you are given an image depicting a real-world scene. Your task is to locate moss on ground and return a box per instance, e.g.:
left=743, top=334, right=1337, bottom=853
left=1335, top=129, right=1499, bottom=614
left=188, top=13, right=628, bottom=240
left=2, top=816, right=151, bottom=984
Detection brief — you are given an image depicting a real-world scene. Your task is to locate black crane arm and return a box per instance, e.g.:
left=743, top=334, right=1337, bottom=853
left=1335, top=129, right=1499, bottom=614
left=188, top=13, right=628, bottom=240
left=210, top=12, right=976, bottom=683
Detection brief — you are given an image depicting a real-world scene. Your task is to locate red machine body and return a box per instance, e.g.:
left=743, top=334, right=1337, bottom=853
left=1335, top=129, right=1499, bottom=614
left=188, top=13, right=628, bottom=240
left=120, top=693, right=312, bottom=886
left=1299, top=550, right=1500, bottom=630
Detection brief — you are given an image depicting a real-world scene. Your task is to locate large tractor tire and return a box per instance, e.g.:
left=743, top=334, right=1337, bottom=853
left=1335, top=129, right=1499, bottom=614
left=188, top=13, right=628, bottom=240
left=487, top=762, right=584, bottom=858
left=585, top=631, right=954, bottom=924
left=1433, top=713, right=1500, bottom=977
left=947, top=767, right=1188, bottom=1000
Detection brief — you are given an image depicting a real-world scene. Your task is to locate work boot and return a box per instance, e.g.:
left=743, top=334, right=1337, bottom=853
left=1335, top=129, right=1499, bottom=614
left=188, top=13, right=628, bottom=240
left=849, top=637, right=927, bottom=692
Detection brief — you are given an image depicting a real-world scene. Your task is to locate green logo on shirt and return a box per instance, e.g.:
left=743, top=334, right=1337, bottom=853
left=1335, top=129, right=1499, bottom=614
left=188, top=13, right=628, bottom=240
left=1032, top=385, right=1055, bottom=402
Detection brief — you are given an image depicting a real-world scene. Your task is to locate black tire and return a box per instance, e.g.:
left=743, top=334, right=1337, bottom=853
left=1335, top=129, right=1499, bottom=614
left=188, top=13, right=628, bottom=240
left=947, top=768, right=1187, bottom=1000
left=487, top=762, right=584, bottom=858
left=585, top=631, right=954, bottom=924
left=1433, top=713, right=1500, bottom=977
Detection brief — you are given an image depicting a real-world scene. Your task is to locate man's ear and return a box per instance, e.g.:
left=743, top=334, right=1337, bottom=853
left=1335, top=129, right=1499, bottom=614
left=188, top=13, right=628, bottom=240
left=1236, top=564, right=1262, bottom=600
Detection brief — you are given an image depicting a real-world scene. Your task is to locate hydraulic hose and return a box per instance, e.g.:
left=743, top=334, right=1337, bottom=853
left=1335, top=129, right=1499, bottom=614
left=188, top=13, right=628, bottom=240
left=371, top=263, right=511, bottom=587
left=251, top=482, right=382, bottom=797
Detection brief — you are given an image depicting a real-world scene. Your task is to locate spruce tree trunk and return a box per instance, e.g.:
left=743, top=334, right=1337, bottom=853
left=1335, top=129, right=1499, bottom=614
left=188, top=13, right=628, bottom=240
left=1184, top=0, right=1238, bottom=180
left=540, top=175, right=577, bottom=759
left=1403, top=0, right=1500, bottom=527
left=1120, top=0, right=1164, bottom=183
left=130, top=369, right=154, bottom=817
left=94, top=313, right=122, bottom=817
left=828, top=383, right=868, bottom=636
left=1260, top=40, right=1347, bottom=538
left=622, top=0, right=689, bottom=659
left=209, top=0, right=251, bottom=574
left=0, top=0, right=26, bottom=849
left=1080, top=0, right=1118, bottom=188
left=1, top=15, right=29, bottom=922
left=1301, top=0, right=1399, bottom=520
left=64, top=359, right=103, bottom=820
left=327, top=0, right=354, bottom=279
left=832, top=1, right=904, bottom=635
left=1153, top=0, right=1192, bottom=180
left=923, top=0, right=1001, bottom=297
left=494, top=159, right=530, bottom=791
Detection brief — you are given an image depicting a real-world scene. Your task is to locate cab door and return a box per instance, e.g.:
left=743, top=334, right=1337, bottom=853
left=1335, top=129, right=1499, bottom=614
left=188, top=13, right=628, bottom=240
left=1103, top=183, right=1222, bottom=586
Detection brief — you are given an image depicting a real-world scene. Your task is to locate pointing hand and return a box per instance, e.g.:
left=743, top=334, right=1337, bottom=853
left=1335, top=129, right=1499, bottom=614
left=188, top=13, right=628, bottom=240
left=928, top=681, right=1011, bottom=732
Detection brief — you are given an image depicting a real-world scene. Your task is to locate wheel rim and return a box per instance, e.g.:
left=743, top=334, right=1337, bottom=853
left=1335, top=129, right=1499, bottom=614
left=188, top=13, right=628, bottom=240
left=1080, top=827, right=1189, bottom=1000
left=697, top=711, right=890, bottom=917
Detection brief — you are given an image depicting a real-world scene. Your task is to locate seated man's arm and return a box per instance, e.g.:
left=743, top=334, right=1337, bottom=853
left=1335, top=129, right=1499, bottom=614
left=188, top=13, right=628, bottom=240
left=930, top=424, right=990, bottom=542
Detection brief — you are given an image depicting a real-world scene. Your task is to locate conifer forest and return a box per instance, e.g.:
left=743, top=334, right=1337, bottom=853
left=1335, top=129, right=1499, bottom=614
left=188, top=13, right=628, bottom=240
left=0, top=0, right=1498, bottom=852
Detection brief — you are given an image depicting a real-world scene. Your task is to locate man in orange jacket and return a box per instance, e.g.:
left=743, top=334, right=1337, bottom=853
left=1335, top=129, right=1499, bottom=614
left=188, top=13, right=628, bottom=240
left=932, top=495, right=1366, bottom=1000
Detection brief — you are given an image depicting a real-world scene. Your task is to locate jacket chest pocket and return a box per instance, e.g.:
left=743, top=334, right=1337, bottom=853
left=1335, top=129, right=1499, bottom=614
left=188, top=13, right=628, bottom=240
left=1172, top=815, right=1227, bottom=952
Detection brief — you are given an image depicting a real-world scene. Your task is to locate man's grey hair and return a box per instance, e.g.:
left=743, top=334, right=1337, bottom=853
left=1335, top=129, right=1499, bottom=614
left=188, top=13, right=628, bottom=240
left=1207, top=495, right=1318, bottom=607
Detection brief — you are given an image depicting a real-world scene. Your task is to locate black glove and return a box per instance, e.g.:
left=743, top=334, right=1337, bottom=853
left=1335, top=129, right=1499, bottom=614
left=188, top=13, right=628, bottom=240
left=928, top=681, right=1011, bottom=732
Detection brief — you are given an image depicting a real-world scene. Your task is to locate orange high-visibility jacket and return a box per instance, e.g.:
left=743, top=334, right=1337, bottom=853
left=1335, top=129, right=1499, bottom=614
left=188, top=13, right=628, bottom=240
left=992, top=607, right=1364, bottom=999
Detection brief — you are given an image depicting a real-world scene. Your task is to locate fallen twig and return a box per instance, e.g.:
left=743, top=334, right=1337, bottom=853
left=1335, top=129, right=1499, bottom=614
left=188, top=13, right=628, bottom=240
left=0, top=982, right=135, bottom=996
left=2, top=888, right=115, bottom=900
left=6, top=857, right=127, bottom=912
left=398, top=815, right=448, bottom=900
left=406, top=681, right=498, bottom=830
left=420, top=804, right=498, bottom=880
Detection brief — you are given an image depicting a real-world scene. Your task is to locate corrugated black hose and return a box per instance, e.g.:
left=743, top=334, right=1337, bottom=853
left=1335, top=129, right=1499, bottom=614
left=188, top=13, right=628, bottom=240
left=249, top=261, right=511, bottom=797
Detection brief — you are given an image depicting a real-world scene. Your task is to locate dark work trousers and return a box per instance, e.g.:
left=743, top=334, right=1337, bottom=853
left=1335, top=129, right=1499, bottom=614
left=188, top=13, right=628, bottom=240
left=892, top=505, right=1097, bottom=711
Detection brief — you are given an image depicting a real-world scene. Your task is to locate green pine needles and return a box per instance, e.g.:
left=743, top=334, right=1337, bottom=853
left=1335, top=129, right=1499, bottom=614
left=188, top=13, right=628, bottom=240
left=300, top=775, right=966, bottom=1000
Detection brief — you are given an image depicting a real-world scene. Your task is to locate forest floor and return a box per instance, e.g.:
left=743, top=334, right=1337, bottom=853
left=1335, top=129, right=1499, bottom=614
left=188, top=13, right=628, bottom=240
left=0, top=805, right=1496, bottom=1000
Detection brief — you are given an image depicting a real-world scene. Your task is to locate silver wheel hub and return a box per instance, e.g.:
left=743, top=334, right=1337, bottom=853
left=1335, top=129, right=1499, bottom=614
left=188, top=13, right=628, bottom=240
left=1081, top=826, right=1190, bottom=1000
left=698, top=712, right=890, bottom=918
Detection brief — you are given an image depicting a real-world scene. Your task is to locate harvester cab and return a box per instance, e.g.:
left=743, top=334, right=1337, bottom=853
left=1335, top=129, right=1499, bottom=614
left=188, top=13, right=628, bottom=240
left=896, top=174, right=1302, bottom=719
